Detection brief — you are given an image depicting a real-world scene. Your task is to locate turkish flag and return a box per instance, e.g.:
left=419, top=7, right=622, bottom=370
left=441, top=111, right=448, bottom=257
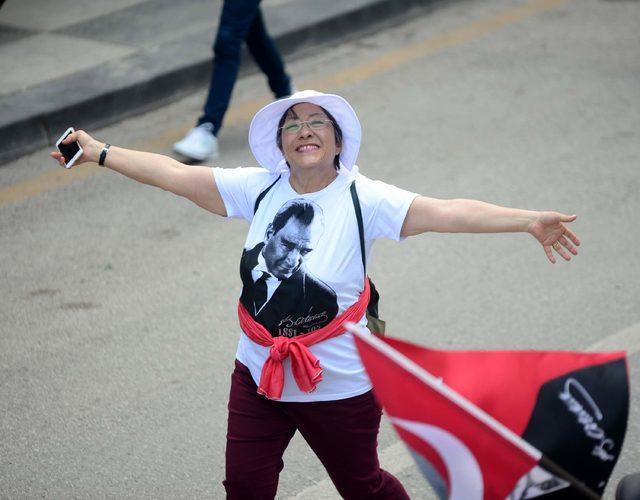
left=349, top=325, right=628, bottom=499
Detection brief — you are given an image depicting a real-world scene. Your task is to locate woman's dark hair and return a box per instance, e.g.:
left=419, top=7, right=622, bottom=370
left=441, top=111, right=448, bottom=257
left=276, top=105, right=343, bottom=170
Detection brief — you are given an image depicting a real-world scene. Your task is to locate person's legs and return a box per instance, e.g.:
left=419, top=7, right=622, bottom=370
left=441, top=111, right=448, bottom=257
left=245, top=7, right=292, bottom=98
left=198, top=0, right=262, bottom=133
left=224, top=361, right=296, bottom=500
left=287, top=390, right=409, bottom=500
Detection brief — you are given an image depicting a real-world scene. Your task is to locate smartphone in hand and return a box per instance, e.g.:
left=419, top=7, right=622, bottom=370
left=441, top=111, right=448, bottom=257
left=55, top=127, right=83, bottom=168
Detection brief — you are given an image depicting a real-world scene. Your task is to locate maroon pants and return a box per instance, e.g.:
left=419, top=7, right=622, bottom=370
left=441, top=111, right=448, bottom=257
left=223, top=360, right=409, bottom=500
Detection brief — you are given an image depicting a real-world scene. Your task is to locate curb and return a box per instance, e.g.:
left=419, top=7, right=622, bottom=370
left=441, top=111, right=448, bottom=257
left=0, top=0, right=442, bottom=166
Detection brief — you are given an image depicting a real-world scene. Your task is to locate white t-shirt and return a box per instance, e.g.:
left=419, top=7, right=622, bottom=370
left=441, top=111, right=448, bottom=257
left=213, top=165, right=418, bottom=401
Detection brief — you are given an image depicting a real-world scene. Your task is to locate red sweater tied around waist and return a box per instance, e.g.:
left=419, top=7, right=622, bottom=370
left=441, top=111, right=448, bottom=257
left=237, top=279, right=371, bottom=400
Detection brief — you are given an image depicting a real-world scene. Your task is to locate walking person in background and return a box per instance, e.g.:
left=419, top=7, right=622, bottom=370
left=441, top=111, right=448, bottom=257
left=52, top=90, right=580, bottom=499
left=173, top=0, right=293, bottom=162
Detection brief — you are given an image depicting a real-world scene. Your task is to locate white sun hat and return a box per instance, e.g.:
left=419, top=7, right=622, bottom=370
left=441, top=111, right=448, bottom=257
left=248, top=90, right=362, bottom=173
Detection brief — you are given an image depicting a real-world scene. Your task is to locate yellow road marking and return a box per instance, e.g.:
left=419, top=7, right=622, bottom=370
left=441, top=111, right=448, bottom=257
left=305, top=0, right=571, bottom=90
left=0, top=164, right=102, bottom=206
left=0, top=0, right=571, bottom=209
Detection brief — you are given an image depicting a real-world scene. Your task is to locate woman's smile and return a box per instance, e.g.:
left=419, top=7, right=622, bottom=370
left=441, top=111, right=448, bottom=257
left=296, top=143, right=320, bottom=153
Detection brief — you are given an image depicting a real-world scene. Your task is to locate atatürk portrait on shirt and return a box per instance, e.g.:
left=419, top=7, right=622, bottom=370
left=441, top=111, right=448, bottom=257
left=240, top=199, right=339, bottom=338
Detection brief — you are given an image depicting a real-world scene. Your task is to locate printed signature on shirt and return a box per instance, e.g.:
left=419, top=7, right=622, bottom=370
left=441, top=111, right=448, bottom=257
left=277, top=310, right=329, bottom=337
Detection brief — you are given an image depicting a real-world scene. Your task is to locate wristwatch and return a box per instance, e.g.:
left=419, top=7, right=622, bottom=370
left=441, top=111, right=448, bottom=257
left=98, top=143, right=111, bottom=167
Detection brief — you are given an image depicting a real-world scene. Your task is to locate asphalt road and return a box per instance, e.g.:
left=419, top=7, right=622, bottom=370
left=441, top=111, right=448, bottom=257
left=1, top=0, right=639, bottom=498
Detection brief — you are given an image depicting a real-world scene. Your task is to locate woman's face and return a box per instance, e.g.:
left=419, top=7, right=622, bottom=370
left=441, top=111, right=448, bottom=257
left=279, top=103, right=341, bottom=174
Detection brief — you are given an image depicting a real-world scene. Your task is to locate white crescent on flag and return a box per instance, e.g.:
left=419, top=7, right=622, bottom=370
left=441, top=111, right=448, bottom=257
left=391, top=417, right=484, bottom=500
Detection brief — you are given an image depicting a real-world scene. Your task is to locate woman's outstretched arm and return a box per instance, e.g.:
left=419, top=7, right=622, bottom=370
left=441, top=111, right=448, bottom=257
left=400, top=196, right=580, bottom=264
left=50, top=130, right=227, bottom=216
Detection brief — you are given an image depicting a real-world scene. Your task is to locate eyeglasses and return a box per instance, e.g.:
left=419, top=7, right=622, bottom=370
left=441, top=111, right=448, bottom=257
left=280, top=119, right=333, bottom=135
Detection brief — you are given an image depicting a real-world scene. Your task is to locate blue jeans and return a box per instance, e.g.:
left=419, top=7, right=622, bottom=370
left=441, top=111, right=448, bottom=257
left=198, top=0, right=292, bottom=135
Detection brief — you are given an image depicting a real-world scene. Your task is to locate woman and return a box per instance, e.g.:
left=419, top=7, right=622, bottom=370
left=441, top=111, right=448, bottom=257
left=52, top=90, right=580, bottom=499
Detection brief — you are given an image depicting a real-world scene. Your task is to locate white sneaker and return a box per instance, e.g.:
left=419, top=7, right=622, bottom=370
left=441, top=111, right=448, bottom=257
left=173, top=122, right=219, bottom=161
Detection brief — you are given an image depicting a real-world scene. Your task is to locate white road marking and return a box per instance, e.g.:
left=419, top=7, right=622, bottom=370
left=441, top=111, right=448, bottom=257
left=587, top=322, right=640, bottom=355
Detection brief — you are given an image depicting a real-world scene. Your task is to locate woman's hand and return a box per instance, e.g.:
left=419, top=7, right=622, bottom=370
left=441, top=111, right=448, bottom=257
left=50, top=129, right=104, bottom=167
left=527, top=212, right=580, bottom=263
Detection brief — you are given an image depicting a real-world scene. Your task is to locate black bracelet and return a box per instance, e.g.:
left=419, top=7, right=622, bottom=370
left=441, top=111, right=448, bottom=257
left=98, top=143, right=111, bottom=167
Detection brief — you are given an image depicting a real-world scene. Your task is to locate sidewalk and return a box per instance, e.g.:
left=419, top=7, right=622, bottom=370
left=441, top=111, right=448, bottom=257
left=0, top=0, right=441, bottom=165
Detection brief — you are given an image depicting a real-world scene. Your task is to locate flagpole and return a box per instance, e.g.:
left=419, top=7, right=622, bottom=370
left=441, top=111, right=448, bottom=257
left=347, top=324, right=602, bottom=500
left=538, top=455, right=601, bottom=500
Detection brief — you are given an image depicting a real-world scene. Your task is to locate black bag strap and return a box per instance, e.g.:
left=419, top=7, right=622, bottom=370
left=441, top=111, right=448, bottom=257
left=349, top=180, right=366, bottom=275
left=350, top=179, right=383, bottom=325
left=253, top=175, right=281, bottom=215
